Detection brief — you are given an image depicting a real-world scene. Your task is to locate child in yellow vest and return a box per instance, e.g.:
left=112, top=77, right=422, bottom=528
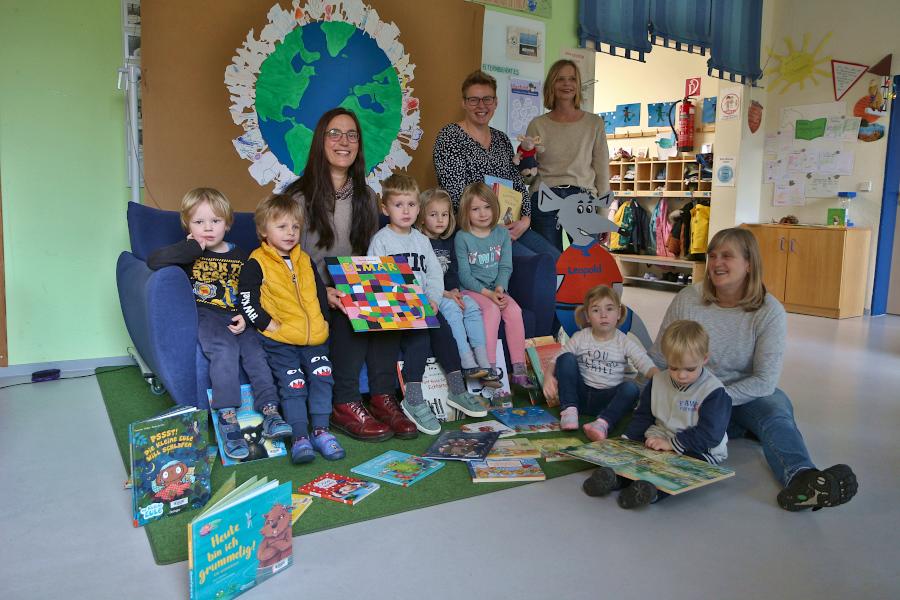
left=240, top=194, right=344, bottom=464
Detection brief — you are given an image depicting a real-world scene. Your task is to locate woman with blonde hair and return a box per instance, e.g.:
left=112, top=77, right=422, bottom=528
left=525, top=59, right=610, bottom=251
left=649, top=227, right=858, bottom=511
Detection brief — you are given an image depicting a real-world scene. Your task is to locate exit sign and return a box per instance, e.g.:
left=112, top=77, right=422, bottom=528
left=685, top=77, right=701, bottom=98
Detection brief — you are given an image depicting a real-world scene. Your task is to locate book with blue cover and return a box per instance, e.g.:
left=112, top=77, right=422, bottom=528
left=188, top=475, right=293, bottom=600
left=208, top=384, right=287, bottom=466
left=129, top=405, right=211, bottom=527
left=490, top=406, right=561, bottom=434
left=350, top=450, right=445, bottom=487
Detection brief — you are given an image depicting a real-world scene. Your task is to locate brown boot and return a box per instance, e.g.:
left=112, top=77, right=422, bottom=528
left=330, top=401, right=393, bottom=442
left=369, top=394, right=418, bottom=439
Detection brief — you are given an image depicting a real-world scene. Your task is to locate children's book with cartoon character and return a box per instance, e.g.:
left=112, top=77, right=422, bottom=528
left=350, top=450, right=445, bottom=487
left=562, top=439, right=735, bottom=494
left=490, top=406, right=561, bottom=434
left=188, top=474, right=293, bottom=600
left=486, top=438, right=541, bottom=460
left=422, top=430, right=500, bottom=462
left=525, top=337, right=562, bottom=407
left=531, top=437, right=583, bottom=462
left=460, top=420, right=516, bottom=438
left=209, top=385, right=287, bottom=466
left=298, top=473, right=380, bottom=505
left=129, top=405, right=211, bottom=527
left=467, top=458, right=546, bottom=483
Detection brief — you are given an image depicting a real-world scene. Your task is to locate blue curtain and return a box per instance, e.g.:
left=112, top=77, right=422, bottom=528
left=578, top=0, right=651, bottom=62
left=649, top=0, right=711, bottom=55
left=708, top=0, right=763, bottom=83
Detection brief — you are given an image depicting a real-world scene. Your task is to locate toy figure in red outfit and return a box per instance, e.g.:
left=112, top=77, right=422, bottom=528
left=151, top=460, right=194, bottom=502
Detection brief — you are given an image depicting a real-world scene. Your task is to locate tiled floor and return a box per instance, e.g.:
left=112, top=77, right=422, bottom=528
left=1, top=286, right=898, bottom=599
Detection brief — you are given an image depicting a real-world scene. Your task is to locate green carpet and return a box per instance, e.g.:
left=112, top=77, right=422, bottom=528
left=98, top=366, right=600, bottom=565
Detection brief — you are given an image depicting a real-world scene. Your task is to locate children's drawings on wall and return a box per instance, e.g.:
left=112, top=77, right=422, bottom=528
left=598, top=111, right=615, bottom=134
left=647, top=102, right=675, bottom=127
left=702, top=97, right=717, bottom=124
left=774, top=178, right=805, bottom=206
left=614, top=103, right=641, bottom=128
left=851, top=77, right=890, bottom=142
left=764, top=32, right=833, bottom=95
left=831, top=60, right=868, bottom=101
left=717, top=86, right=742, bottom=121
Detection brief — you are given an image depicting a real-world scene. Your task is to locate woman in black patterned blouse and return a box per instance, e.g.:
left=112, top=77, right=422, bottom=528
left=432, top=70, right=559, bottom=261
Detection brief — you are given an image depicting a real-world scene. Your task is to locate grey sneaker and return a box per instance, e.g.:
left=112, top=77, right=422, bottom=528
left=446, top=392, right=488, bottom=418
left=218, top=409, right=250, bottom=460
left=260, top=403, right=293, bottom=440
left=400, top=399, right=441, bottom=435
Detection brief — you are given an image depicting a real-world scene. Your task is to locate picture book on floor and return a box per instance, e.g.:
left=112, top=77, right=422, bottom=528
left=531, top=437, right=583, bottom=462
left=188, top=474, right=293, bottom=600
left=525, top=337, right=562, bottom=407
left=460, top=420, right=516, bottom=438
left=398, top=339, right=512, bottom=421
left=467, top=458, right=546, bottom=483
left=208, top=385, right=287, bottom=466
left=325, top=255, right=439, bottom=332
left=486, top=438, right=541, bottom=459
left=563, top=439, right=735, bottom=495
left=422, top=430, right=500, bottom=461
left=490, top=406, right=561, bottom=434
left=129, top=405, right=211, bottom=527
left=290, top=494, right=312, bottom=525
left=350, top=450, right=445, bottom=487
left=298, top=473, right=380, bottom=505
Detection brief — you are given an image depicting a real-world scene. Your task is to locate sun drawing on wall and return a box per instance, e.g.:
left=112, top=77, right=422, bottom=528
left=225, top=0, right=423, bottom=193
left=764, top=32, right=833, bottom=95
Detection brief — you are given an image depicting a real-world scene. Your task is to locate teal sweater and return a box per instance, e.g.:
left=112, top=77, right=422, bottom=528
left=454, top=226, right=513, bottom=292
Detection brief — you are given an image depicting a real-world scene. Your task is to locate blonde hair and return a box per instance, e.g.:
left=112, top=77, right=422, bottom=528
left=380, top=173, right=420, bottom=205
left=180, top=187, right=233, bottom=231
left=254, top=193, right=304, bottom=241
left=457, top=182, right=499, bottom=232
left=543, top=59, right=583, bottom=110
left=461, top=70, right=497, bottom=96
left=575, top=285, right=626, bottom=328
left=417, top=188, right=456, bottom=239
left=702, top=228, right=767, bottom=311
left=660, top=320, right=709, bottom=364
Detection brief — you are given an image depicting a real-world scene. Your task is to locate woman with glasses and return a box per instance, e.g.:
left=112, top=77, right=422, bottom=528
left=525, top=59, right=610, bottom=252
left=433, top=70, right=559, bottom=260
left=284, top=108, right=418, bottom=443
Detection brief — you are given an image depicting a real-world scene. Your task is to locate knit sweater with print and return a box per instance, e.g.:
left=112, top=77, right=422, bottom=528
left=454, top=226, right=513, bottom=292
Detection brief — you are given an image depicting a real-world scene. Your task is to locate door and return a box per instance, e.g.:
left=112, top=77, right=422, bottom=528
left=784, top=228, right=844, bottom=309
left=753, top=226, right=788, bottom=301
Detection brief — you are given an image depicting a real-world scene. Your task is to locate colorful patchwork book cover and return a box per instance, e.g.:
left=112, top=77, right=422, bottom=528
left=208, top=385, right=287, bottom=466
left=298, top=473, right=380, bottom=505
left=486, top=438, right=541, bottom=459
left=562, top=439, right=735, bottom=495
left=325, top=255, right=439, bottom=332
left=467, top=458, right=546, bottom=483
left=129, top=405, right=211, bottom=527
left=422, top=430, right=500, bottom=462
left=531, top=437, right=583, bottom=462
left=460, top=419, right=516, bottom=438
left=350, top=450, right=445, bottom=487
left=188, top=475, right=293, bottom=600
left=490, top=406, right=561, bottom=434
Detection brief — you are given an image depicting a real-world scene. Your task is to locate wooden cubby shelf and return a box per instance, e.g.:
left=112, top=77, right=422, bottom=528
left=614, top=253, right=706, bottom=287
left=609, top=157, right=711, bottom=198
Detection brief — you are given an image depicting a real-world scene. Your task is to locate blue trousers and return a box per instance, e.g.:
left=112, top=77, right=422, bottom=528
left=727, top=389, right=816, bottom=486
left=439, top=295, right=487, bottom=369
left=261, top=339, right=333, bottom=434
left=197, top=307, right=280, bottom=411
left=555, top=352, right=640, bottom=423
left=512, top=228, right=562, bottom=263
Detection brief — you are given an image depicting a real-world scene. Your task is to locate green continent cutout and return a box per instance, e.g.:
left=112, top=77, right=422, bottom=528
left=340, top=66, right=403, bottom=172
left=320, top=21, right=356, bottom=58
left=256, top=28, right=319, bottom=122
left=285, top=123, right=315, bottom=175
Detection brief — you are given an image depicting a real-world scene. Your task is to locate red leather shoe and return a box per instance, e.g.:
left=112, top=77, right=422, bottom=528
left=330, top=401, right=393, bottom=442
left=369, top=394, right=418, bottom=439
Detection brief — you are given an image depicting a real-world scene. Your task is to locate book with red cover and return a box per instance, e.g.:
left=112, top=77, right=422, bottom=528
left=298, top=473, right=379, bottom=506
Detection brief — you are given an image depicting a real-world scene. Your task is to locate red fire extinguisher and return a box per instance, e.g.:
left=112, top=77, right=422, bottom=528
left=668, top=97, right=695, bottom=153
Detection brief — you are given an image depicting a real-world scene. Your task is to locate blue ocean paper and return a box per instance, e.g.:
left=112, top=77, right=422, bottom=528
left=598, top=111, right=616, bottom=133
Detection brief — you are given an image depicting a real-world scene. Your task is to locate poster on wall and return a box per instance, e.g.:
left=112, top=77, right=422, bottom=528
left=831, top=60, right=869, bottom=101
left=615, top=103, right=641, bottom=128
left=508, top=78, right=542, bottom=139
left=717, top=86, right=742, bottom=122
left=506, top=27, right=542, bottom=62
left=773, top=179, right=806, bottom=206
left=702, top=97, right=717, bottom=124
left=647, top=102, right=676, bottom=127
left=713, top=156, right=736, bottom=187
left=599, top=111, right=615, bottom=134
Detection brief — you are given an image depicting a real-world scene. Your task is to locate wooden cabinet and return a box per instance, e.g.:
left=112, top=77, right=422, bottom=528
left=742, top=224, right=871, bottom=319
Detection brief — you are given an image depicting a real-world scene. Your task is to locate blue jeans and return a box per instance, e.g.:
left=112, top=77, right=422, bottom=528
left=529, top=185, right=587, bottom=252
left=555, top=352, right=640, bottom=422
left=439, top=295, right=487, bottom=368
left=512, top=228, right=562, bottom=263
left=261, top=339, right=334, bottom=434
left=727, top=388, right=816, bottom=486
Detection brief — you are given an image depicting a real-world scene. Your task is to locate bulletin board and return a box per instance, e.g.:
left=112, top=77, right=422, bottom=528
left=141, top=0, right=485, bottom=211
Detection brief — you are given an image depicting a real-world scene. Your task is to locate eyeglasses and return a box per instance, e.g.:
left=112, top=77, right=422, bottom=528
left=464, top=95, right=496, bottom=107
left=325, top=128, right=360, bottom=143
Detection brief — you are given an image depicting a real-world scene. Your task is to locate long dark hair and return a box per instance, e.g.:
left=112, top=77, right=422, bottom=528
left=284, top=108, right=376, bottom=254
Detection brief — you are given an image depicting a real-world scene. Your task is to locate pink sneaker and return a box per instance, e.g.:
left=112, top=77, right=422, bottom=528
left=560, top=407, right=579, bottom=430
left=583, top=418, right=609, bottom=441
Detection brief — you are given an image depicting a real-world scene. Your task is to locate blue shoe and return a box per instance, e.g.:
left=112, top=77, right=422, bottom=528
left=260, top=403, right=293, bottom=440
left=290, top=437, right=315, bottom=465
left=311, top=430, right=346, bottom=461
left=218, top=410, right=250, bottom=460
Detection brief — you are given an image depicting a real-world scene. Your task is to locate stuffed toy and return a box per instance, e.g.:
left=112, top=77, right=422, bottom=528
left=513, top=135, right=542, bottom=179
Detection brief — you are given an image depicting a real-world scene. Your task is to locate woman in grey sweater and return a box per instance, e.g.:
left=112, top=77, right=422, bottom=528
left=649, top=228, right=857, bottom=511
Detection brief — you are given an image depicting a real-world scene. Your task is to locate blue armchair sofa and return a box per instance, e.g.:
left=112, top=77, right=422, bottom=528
left=116, top=201, right=557, bottom=408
